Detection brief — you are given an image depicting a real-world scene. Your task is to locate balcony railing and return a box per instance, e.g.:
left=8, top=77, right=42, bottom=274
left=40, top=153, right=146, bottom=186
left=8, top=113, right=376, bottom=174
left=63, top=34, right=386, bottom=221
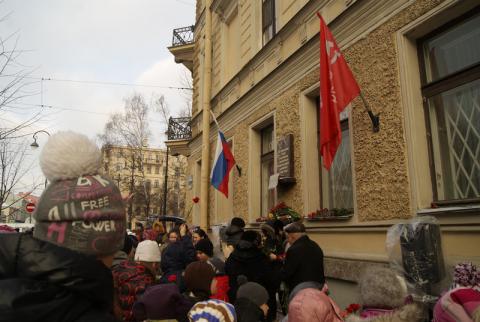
left=167, top=117, right=192, bottom=140
left=171, top=26, right=195, bottom=47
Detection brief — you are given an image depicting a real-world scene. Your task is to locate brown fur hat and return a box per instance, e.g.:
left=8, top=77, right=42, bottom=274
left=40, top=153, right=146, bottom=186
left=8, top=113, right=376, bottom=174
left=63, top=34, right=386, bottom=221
left=358, top=266, right=407, bottom=309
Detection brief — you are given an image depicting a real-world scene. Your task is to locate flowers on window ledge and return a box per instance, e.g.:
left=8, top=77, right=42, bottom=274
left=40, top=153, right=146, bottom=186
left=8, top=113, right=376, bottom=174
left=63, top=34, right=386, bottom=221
left=265, top=202, right=302, bottom=223
left=306, top=207, right=353, bottom=220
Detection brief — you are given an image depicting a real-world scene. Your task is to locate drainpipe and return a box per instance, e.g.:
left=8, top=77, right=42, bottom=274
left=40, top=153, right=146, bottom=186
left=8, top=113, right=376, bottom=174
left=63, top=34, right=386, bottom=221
left=200, top=0, right=213, bottom=231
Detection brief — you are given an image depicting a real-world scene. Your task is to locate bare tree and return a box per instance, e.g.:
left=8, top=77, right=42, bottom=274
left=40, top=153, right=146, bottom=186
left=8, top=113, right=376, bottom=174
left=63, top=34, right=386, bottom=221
left=0, top=13, right=44, bottom=140
left=99, top=94, right=154, bottom=224
left=0, top=137, right=41, bottom=222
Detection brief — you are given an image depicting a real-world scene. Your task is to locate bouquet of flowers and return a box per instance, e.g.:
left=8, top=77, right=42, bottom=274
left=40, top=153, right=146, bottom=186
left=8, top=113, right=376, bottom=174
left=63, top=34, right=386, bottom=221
left=340, top=303, right=361, bottom=319
left=267, top=202, right=301, bottom=223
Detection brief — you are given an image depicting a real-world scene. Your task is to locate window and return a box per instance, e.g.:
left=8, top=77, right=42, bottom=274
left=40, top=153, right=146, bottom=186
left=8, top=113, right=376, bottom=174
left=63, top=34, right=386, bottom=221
left=261, top=125, right=275, bottom=216
left=147, top=165, right=151, bottom=174
left=262, top=0, right=276, bottom=45
left=155, top=166, right=160, bottom=174
left=154, top=180, right=159, bottom=188
left=418, top=11, right=480, bottom=203
left=317, top=99, right=354, bottom=210
left=156, top=154, right=160, bottom=163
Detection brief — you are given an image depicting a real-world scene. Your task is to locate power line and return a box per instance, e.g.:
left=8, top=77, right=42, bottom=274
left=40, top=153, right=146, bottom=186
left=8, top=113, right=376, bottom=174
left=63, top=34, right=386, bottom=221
left=0, top=74, right=193, bottom=90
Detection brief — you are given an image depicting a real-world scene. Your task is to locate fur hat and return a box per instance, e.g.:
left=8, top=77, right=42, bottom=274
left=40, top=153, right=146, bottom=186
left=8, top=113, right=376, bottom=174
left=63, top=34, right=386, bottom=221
left=236, top=275, right=269, bottom=307
left=231, top=217, right=245, bottom=228
left=184, top=261, right=215, bottom=294
left=188, top=299, right=236, bottom=322
left=134, top=240, right=160, bottom=262
left=358, top=266, right=407, bottom=309
left=33, top=131, right=125, bottom=255
left=195, top=238, right=214, bottom=257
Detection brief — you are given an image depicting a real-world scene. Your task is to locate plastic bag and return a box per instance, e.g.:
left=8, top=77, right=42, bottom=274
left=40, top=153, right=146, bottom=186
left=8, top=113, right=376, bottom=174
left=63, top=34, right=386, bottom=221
left=386, top=216, right=446, bottom=303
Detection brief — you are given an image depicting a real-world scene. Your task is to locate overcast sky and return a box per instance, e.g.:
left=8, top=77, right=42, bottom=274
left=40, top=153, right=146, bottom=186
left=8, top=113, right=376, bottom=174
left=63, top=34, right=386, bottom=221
left=1, top=0, right=195, bottom=194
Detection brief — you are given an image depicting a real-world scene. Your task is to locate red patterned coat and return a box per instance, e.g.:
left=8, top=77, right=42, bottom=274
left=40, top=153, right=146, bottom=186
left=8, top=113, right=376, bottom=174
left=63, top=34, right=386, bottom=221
left=112, top=260, right=155, bottom=322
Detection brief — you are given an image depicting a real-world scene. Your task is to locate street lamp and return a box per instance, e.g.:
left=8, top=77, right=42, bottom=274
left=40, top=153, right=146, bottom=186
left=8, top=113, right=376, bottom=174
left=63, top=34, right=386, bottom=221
left=30, top=130, right=51, bottom=188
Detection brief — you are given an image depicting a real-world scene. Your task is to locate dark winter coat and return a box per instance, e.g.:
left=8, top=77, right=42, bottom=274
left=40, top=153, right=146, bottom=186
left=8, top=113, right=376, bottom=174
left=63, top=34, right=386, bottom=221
left=281, top=235, right=325, bottom=291
left=160, top=235, right=196, bottom=276
left=235, top=297, right=266, bottom=322
left=0, top=233, right=117, bottom=322
left=112, top=260, right=156, bottom=322
left=225, top=240, right=276, bottom=303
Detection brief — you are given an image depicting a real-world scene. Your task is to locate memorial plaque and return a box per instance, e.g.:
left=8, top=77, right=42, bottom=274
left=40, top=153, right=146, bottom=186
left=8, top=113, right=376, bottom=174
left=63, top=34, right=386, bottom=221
left=277, top=134, right=294, bottom=180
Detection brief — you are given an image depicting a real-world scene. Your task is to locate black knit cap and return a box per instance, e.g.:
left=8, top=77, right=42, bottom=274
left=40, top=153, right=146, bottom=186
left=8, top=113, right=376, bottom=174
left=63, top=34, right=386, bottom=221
left=230, top=217, right=245, bottom=228
left=195, top=238, right=214, bottom=257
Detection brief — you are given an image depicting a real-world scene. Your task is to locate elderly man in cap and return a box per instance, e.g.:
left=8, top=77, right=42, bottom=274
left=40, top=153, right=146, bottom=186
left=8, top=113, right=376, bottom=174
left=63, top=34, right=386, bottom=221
left=280, top=222, right=325, bottom=291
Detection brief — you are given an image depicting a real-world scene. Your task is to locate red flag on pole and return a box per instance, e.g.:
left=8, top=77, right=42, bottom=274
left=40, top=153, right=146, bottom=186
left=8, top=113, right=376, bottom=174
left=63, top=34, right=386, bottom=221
left=318, top=13, right=360, bottom=170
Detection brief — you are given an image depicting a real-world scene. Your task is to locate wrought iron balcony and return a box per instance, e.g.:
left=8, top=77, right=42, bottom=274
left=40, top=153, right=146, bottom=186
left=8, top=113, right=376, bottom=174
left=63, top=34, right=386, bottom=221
left=172, top=26, right=195, bottom=47
left=167, top=117, right=191, bottom=141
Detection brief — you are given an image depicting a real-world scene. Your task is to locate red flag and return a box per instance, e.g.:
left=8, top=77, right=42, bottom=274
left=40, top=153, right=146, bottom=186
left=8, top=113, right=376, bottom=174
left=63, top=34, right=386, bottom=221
left=318, top=13, right=360, bottom=170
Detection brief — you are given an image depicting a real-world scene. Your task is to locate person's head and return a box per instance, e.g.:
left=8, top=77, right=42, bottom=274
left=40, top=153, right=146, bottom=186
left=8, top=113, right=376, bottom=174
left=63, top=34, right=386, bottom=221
left=133, top=283, right=186, bottom=321
left=453, top=262, right=480, bottom=290
left=240, top=230, right=261, bottom=248
left=359, top=266, right=407, bottom=309
left=168, top=230, right=179, bottom=243
left=260, top=222, right=275, bottom=240
left=136, top=222, right=144, bottom=232
left=188, top=299, right=236, bottom=322
left=184, top=261, right=216, bottom=296
left=135, top=240, right=161, bottom=274
left=284, top=222, right=306, bottom=245
left=236, top=275, right=269, bottom=316
left=153, top=221, right=165, bottom=234
left=230, top=217, right=245, bottom=229
left=195, top=238, right=214, bottom=261
left=122, top=233, right=137, bottom=258
left=33, top=131, right=126, bottom=267
left=193, top=228, right=208, bottom=245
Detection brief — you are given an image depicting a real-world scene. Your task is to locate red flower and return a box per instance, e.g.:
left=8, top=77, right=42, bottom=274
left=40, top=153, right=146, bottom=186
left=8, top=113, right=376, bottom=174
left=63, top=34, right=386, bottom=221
left=192, top=196, right=200, bottom=203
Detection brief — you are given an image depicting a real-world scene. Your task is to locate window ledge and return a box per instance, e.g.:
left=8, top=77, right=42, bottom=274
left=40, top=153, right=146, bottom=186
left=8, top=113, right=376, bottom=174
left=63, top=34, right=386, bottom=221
left=417, top=204, right=480, bottom=216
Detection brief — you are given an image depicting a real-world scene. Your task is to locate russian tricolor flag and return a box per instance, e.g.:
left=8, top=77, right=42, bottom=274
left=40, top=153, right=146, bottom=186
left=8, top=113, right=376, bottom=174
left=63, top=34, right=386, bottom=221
left=210, top=131, right=236, bottom=198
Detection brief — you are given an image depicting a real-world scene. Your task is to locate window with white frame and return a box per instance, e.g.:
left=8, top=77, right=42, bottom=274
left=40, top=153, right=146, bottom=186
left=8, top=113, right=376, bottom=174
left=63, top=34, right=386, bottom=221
left=418, top=11, right=480, bottom=203
left=317, top=99, right=354, bottom=211
left=261, top=125, right=275, bottom=216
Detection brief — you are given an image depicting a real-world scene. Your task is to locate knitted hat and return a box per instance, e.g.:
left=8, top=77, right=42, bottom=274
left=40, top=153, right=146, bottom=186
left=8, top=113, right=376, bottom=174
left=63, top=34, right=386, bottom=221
left=453, top=262, right=480, bottom=288
left=188, top=299, right=236, bottom=322
left=284, top=222, right=305, bottom=233
left=195, top=238, right=214, bottom=257
left=184, top=261, right=215, bottom=294
left=33, top=132, right=125, bottom=255
left=135, top=240, right=160, bottom=262
left=231, top=217, right=245, bottom=229
left=133, top=283, right=188, bottom=321
left=236, top=275, right=269, bottom=307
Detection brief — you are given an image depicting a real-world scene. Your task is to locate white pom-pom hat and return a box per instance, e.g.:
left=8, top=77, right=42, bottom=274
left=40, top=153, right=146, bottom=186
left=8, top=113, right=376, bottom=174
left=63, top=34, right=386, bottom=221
left=34, top=131, right=126, bottom=255
left=40, top=131, right=101, bottom=182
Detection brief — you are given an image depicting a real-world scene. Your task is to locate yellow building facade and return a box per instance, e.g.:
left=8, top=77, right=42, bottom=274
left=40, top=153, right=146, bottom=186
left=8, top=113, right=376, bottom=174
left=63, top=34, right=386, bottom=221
left=169, top=0, right=480, bottom=305
left=102, top=145, right=187, bottom=222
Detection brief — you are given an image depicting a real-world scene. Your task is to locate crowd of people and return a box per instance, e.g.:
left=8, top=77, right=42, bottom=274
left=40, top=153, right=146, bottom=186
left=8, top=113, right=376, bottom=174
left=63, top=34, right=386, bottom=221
left=1, top=131, right=479, bottom=322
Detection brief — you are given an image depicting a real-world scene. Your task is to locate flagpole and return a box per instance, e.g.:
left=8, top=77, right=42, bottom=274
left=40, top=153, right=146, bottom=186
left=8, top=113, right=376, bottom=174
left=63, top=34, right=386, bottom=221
left=359, top=92, right=380, bottom=132
left=209, top=110, right=242, bottom=177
